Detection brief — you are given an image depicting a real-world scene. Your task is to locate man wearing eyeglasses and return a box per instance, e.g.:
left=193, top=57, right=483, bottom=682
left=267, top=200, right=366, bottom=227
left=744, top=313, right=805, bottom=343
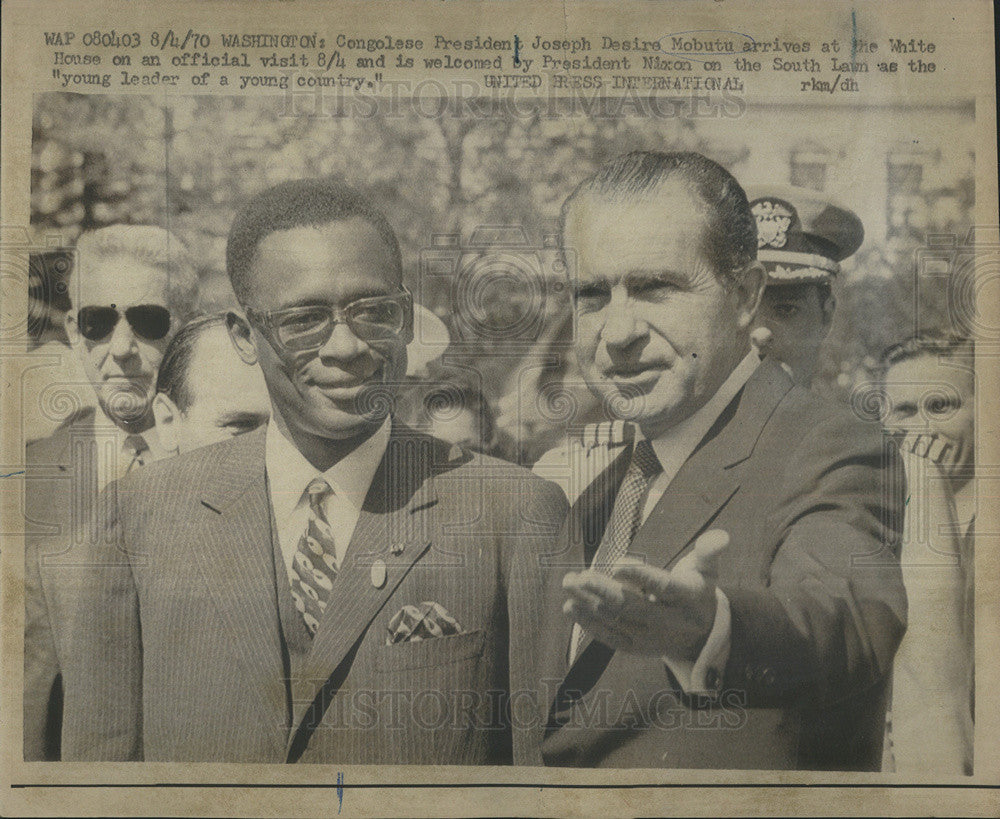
left=24, top=225, right=199, bottom=760
left=61, top=178, right=567, bottom=764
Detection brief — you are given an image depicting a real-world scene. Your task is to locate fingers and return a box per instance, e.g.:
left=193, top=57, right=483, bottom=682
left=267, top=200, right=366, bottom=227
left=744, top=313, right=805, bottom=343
left=612, top=564, right=672, bottom=600
left=610, top=529, right=728, bottom=605
left=612, top=563, right=705, bottom=608
left=899, top=431, right=960, bottom=464
left=562, top=571, right=645, bottom=638
left=563, top=588, right=639, bottom=650
left=563, top=570, right=625, bottom=608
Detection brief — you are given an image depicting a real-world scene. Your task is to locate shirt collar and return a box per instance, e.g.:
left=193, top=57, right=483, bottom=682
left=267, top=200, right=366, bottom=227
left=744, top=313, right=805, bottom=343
left=94, top=408, right=167, bottom=462
left=265, top=415, right=392, bottom=521
left=646, top=351, right=761, bottom=468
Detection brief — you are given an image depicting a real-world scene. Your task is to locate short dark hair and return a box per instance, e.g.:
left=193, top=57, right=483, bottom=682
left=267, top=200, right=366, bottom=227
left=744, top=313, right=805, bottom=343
left=226, top=178, right=403, bottom=304
left=880, top=332, right=975, bottom=379
left=560, top=151, right=757, bottom=289
left=155, top=313, right=227, bottom=411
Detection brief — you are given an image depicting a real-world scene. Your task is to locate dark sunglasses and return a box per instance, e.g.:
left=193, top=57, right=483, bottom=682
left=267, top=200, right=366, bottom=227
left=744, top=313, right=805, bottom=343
left=77, top=304, right=172, bottom=342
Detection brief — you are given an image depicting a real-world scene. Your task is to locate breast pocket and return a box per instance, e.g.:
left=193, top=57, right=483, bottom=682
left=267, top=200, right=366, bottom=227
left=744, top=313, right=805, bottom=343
left=366, top=628, right=501, bottom=764
left=372, top=629, right=485, bottom=673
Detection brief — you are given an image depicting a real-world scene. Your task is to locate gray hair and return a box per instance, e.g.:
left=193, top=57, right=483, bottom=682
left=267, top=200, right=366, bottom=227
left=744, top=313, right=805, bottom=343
left=71, top=225, right=199, bottom=321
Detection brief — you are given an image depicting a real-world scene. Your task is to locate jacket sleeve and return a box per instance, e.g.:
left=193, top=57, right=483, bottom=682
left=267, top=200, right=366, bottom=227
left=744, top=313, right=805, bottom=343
left=60, top=480, right=143, bottom=761
left=722, top=412, right=908, bottom=708
left=23, top=542, right=62, bottom=761
left=505, top=472, right=569, bottom=766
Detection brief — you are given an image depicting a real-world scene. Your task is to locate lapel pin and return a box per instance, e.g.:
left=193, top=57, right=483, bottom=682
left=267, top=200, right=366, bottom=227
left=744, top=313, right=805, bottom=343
left=390, top=541, right=405, bottom=555
left=370, top=559, right=387, bottom=589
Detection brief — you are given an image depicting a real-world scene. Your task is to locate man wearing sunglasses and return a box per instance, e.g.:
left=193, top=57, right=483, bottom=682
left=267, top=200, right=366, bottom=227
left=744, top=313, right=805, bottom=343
left=62, top=178, right=567, bottom=764
left=24, top=225, right=199, bottom=761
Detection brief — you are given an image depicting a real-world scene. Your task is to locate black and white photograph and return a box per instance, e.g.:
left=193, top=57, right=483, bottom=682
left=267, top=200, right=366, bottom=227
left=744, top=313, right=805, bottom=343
left=3, top=1, right=998, bottom=816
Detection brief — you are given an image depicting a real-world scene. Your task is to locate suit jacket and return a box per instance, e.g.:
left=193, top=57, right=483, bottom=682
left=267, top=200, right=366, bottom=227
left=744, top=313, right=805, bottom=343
left=24, top=406, right=106, bottom=761
left=533, top=360, right=907, bottom=771
left=59, top=422, right=567, bottom=763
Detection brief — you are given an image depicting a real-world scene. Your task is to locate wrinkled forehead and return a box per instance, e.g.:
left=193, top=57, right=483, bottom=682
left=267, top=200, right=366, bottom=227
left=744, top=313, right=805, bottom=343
left=566, top=179, right=708, bottom=233
left=563, top=185, right=712, bottom=278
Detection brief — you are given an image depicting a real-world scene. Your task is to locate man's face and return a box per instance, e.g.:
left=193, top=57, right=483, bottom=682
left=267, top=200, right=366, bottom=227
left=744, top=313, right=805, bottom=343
left=243, top=219, right=407, bottom=442
left=565, top=186, right=761, bottom=438
left=754, top=282, right=834, bottom=387
left=66, top=255, right=173, bottom=427
left=881, top=352, right=975, bottom=473
left=155, top=324, right=271, bottom=455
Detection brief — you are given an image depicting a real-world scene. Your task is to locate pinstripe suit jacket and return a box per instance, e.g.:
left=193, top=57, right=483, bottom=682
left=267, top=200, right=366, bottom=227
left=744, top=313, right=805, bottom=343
left=59, top=423, right=567, bottom=763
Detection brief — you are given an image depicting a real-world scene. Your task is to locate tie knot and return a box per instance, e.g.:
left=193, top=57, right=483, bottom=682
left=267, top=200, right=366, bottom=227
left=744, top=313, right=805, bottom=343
left=124, top=434, right=148, bottom=456
left=632, top=439, right=661, bottom=478
left=306, top=477, right=332, bottom=501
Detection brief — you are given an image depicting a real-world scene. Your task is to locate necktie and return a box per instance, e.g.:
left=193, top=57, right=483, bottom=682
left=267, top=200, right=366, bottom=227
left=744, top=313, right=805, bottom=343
left=289, top=478, right=339, bottom=636
left=122, top=434, right=149, bottom=476
left=570, top=439, right=662, bottom=663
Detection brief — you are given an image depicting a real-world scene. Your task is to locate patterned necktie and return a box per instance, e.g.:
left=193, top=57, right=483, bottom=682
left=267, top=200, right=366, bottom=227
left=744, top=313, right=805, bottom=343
left=122, top=434, right=149, bottom=476
left=570, top=439, right=662, bottom=663
left=289, top=478, right=339, bottom=636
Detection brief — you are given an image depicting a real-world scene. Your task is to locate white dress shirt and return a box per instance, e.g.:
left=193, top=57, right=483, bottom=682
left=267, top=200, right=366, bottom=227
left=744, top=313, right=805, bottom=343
left=641, top=351, right=761, bottom=522
left=90, top=412, right=166, bottom=490
left=265, top=417, right=391, bottom=582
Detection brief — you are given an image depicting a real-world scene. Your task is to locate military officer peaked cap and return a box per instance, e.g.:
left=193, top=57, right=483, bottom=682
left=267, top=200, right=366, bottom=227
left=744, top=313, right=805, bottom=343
left=746, top=185, right=864, bottom=285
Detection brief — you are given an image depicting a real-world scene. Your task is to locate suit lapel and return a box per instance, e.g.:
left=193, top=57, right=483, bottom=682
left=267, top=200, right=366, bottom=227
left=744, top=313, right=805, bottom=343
left=287, top=427, right=440, bottom=744
left=538, top=440, right=634, bottom=733
left=552, top=360, right=794, bottom=699
left=539, top=441, right=633, bottom=694
left=193, top=429, right=287, bottom=755
left=632, top=359, right=792, bottom=570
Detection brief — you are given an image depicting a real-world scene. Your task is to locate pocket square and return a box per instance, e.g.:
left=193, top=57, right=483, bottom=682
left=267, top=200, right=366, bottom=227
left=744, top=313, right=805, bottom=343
left=386, top=601, right=463, bottom=645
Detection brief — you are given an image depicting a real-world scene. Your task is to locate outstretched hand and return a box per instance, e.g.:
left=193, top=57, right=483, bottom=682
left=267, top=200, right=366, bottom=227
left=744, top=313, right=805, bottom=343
left=562, top=529, right=730, bottom=661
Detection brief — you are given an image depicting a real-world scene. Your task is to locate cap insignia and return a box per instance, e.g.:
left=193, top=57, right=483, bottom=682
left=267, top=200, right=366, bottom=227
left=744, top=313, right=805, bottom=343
left=752, top=200, right=795, bottom=249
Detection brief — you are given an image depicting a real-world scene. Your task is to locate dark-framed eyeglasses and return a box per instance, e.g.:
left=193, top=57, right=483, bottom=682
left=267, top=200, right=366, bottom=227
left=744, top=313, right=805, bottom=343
left=244, top=289, right=414, bottom=354
left=77, top=304, right=172, bottom=342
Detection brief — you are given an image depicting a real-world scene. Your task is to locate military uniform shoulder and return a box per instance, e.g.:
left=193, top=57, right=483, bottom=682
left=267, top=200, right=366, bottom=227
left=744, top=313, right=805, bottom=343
left=533, top=421, right=636, bottom=502
left=558, top=420, right=635, bottom=459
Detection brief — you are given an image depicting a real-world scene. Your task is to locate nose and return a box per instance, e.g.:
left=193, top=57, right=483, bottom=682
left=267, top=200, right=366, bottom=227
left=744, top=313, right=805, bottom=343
left=600, top=285, right=645, bottom=350
left=316, top=320, right=366, bottom=361
left=107, top=313, right=139, bottom=359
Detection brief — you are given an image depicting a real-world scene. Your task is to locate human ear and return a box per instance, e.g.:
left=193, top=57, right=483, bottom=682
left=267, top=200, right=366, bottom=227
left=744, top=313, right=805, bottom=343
left=152, top=393, right=181, bottom=456
left=735, top=262, right=766, bottom=328
left=820, top=292, right=837, bottom=332
left=226, top=311, right=258, bottom=364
